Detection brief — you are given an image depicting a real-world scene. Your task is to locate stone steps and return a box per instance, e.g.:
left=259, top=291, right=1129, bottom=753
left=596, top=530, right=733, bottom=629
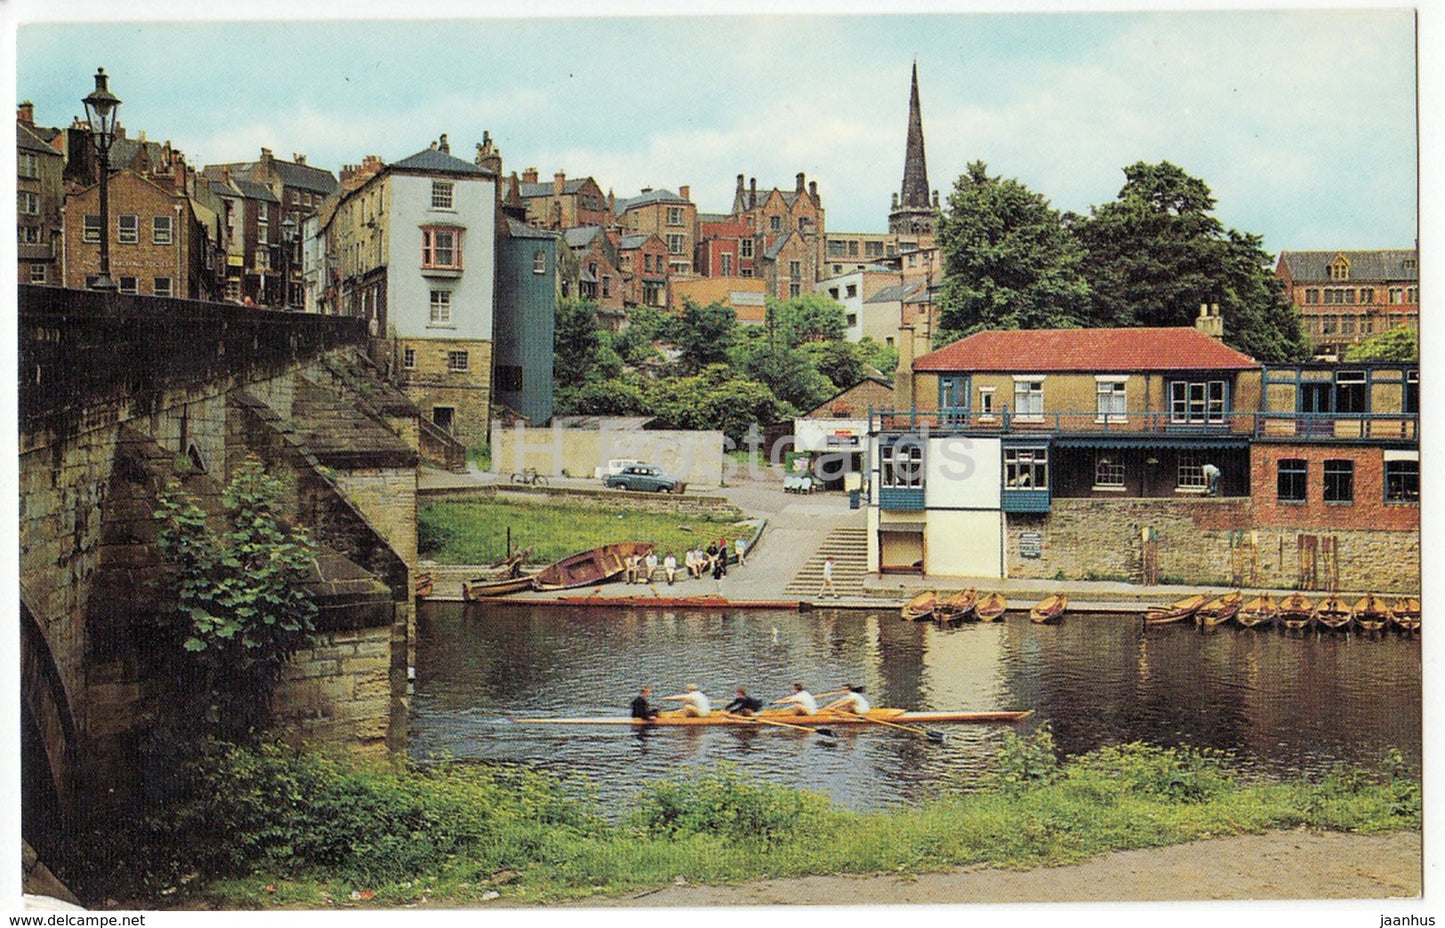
left=785, top=528, right=869, bottom=596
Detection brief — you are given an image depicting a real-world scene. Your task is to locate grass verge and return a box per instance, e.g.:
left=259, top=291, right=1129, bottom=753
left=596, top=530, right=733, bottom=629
left=63, top=726, right=1419, bottom=909
left=419, top=496, right=753, bottom=565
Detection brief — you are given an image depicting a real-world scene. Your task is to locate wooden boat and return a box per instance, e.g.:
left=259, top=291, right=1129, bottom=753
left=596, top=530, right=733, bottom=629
left=901, top=591, right=938, bottom=621
left=1391, top=597, right=1421, bottom=632
left=1277, top=592, right=1314, bottom=630
left=516, top=707, right=1035, bottom=728
left=1029, top=594, right=1067, bottom=624
left=548, top=594, right=803, bottom=611
left=462, top=573, right=536, bottom=600
left=1351, top=593, right=1394, bottom=632
left=1236, top=593, right=1277, bottom=629
left=414, top=571, right=436, bottom=598
left=1312, top=593, right=1353, bottom=631
left=975, top=591, right=1008, bottom=622
left=935, top=588, right=978, bottom=622
left=1144, top=593, right=1208, bottom=625
left=1196, top=590, right=1243, bottom=627
left=531, top=542, right=655, bottom=591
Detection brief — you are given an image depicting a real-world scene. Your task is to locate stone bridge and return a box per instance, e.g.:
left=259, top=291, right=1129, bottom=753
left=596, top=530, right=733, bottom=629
left=18, top=284, right=425, bottom=858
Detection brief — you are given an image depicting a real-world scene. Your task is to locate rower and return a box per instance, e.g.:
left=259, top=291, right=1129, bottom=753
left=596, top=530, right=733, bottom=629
left=774, top=682, right=817, bottom=716
left=723, top=687, right=763, bottom=716
left=630, top=686, right=660, bottom=720
left=822, top=683, right=871, bottom=715
left=665, top=684, right=711, bottom=717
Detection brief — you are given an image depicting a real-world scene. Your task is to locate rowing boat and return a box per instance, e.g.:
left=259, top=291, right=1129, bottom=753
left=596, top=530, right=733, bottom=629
left=1278, top=592, right=1313, bottom=630
left=935, top=588, right=978, bottom=622
left=531, top=542, right=655, bottom=591
left=515, top=707, right=1034, bottom=727
left=901, top=591, right=938, bottom=621
left=1236, top=593, right=1277, bottom=628
left=1351, top=593, right=1394, bottom=632
left=549, top=594, right=803, bottom=610
left=1391, top=596, right=1421, bottom=632
left=1313, top=593, right=1352, bottom=631
left=1144, top=593, right=1207, bottom=625
left=1196, top=590, right=1243, bottom=627
left=974, top=591, right=1007, bottom=622
left=462, top=574, right=536, bottom=600
left=1029, top=594, right=1067, bottom=624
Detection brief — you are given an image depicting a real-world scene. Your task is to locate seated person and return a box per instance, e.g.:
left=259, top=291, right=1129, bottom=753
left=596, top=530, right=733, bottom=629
left=773, top=682, right=817, bottom=716
left=723, top=687, right=764, bottom=716
left=665, top=684, right=711, bottom=717
left=630, top=686, right=660, bottom=720
left=822, top=683, right=871, bottom=715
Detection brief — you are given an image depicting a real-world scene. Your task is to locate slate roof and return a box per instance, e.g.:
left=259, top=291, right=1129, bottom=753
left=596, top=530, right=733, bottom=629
left=915, top=327, right=1260, bottom=373
left=864, top=281, right=925, bottom=304
left=518, top=177, right=594, bottom=198
left=1278, top=250, right=1418, bottom=282
left=564, top=226, right=605, bottom=249
left=234, top=178, right=280, bottom=203
left=763, top=231, right=795, bottom=261
left=17, top=121, right=60, bottom=155
left=614, top=188, right=688, bottom=214
left=392, top=147, right=492, bottom=176
left=617, top=233, right=653, bottom=250
left=269, top=159, right=340, bottom=195
left=504, top=218, right=557, bottom=240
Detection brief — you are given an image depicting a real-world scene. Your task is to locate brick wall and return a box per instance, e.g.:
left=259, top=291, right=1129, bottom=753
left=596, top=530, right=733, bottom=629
left=1251, top=443, right=1419, bottom=531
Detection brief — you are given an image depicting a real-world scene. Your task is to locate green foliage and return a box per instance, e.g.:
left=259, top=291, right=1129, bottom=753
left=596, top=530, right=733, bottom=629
left=766, top=293, right=847, bottom=346
left=153, top=458, right=318, bottom=739
left=1064, top=743, right=1232, bottom=804
left=1344, top=325, right=1418, bottom=361
left=855, top=336, right=899, bottom=377
left=738, top=343, right=834, bottom=413
left=802, top=340, right=866, bottom=393
left=985, top=723, right=1061, bottom=791
left=676, top=299, right=738, bottom=372
left=934, top=160, right=1092, bottom=342
left=613, top=305, right=682, bottom=365
left=554, top=299, right=621, bottom=390
left=628, top=764, right=832, bottom=846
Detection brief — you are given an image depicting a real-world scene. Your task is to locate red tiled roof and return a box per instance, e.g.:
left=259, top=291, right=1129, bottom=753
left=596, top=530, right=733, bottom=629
left=915, top=327, right=1260, bottom=372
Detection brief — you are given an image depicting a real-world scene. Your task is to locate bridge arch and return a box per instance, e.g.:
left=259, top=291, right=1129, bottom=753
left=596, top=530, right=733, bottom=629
left=20, top=594, right=79, bottom=846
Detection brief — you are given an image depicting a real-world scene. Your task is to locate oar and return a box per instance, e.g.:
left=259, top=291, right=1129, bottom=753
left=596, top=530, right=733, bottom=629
left=861, top=714, right=946, bottom=743
left=727, top=712, right=836, bottom=741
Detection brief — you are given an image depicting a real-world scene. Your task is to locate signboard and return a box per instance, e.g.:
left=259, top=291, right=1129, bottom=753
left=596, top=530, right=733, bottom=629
left=1019, top=532, right=1043, bottom=559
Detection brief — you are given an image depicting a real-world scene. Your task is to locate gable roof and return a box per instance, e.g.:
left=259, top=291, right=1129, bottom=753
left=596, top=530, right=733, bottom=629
left=865, top=281, right=925, bottom=304
left=614, top=188, right=689, bottom=214
left=563, top=225, right=605, bottom=249
left=1278, top=249, right=1418, bottom=282
left=234, top=178, right=280, bottom=203
left=915, top=327, right=1260, bottom=373
left=17, top=121, right=61, bottom=156
left=269, top=159, right=340, bottom=195
left=617, top=233, right=658, bottom=251
left=392, top=147, right=493, bottom=176
left=763, top=230, right=796, bottom=261
left=517, top=177, right=596, bottom=198
left=504, top=218, right=557, bottom=241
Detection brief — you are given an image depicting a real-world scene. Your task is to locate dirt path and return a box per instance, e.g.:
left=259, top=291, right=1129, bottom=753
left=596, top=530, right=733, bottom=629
left=581, top=829, right=1420, bottom=906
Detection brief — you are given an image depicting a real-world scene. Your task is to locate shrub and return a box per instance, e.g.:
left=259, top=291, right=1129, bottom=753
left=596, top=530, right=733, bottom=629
left=1065, top=742, right=1233, bottom=804
left=627, top=764, right=831, bottom=846
left=984, top=723, right=1060, bottom=792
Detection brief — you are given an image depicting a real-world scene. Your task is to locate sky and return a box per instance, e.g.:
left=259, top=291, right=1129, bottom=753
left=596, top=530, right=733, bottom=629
left=8, top=3, right=1422, bottom=257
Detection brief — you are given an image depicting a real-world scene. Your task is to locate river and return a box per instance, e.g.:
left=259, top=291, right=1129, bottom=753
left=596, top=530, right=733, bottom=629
left=411, top=603, right=1421, bottom=811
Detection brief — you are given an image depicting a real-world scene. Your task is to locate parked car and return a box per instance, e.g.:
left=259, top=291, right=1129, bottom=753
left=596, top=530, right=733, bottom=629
left=595, top=458, right=645, bottom=480
left=606, top=464, right=685, bottom=494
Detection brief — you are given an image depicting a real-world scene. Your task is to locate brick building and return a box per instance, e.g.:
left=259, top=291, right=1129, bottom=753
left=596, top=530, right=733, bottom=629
left=16, top=103, right=64, bottom=286
left=726, top=172, right=825, bottom=299
left=615, top=232, right=670, bottom=309
left=516, top=168, right=611, bottom=230
left=560, top=225, right=625, bottom=313
left=615, top=187, right=697, bottom=276
left=695, top=213, right=752, bottom=278
left=1276, top=249, right=1419, bottom=359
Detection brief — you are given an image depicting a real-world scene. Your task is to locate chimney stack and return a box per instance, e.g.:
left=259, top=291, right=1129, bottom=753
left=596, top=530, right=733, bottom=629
left=808, top=180, right=817, bottom=201
left=294, top=153, right=306, bottom=165
left=894, top=323, right=917, bottom=408
left=679, top=184, right=690, bottom=202
left=795, top=172, right=805, bottom=194
left=1195, top=302, right=1224, bottom=340
left=17, top=101, right=34, bottom=124
left=522, top=167, right=538, bottom=184
left=554, top=170, right=566, bottom=196
left=749, top=177, right=757, bottom=208
left=438, top=133, right=450, bottom=154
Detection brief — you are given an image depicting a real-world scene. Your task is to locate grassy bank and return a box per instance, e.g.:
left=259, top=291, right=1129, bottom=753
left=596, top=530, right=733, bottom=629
left=69, top=728, right=1419, bottom=909
left=418, top=496, right=754, bottom=565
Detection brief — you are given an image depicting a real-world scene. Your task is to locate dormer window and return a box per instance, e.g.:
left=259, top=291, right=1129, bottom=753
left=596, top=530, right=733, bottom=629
left=1328, top=256, right=1351, bottom=280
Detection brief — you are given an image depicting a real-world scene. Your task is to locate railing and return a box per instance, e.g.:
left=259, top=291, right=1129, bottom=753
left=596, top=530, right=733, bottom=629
left=869, top=407, right=1418, bottom=443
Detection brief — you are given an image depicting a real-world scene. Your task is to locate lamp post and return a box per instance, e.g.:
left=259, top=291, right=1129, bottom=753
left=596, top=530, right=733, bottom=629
left=82, top=67, right=121, bottom=292
left=280, top=215, right=297, bottom=309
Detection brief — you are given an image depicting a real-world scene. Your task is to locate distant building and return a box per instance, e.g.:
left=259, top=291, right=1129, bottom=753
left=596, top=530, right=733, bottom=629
left=615, top=186, right=698, bottom=277
left=1276, top=249, right=1419, bottom=359
left=16, top=102, right=64, bottom=286
left=669, top=276, right=767, bottom=324
left=559, top=225, right=625, bottom=314
left=495, top=218, right=558, bottom=426
left=615, top=232, right=670, bottom=309
left=888, top=62, right=939, bottom=240
left=815, top=265, right=900, bottom=341
left=727, top=172, right=825, bottom=298
left=516, top=168, right=611, bottom=230
left=695, top=213, right=752, bottom=278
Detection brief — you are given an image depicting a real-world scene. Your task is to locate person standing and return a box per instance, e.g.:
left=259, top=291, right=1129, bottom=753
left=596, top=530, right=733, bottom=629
left=819, top=555, right=837, bottom=599
left=630, top=686, right=660, bottom=720
left=1202, top=462, right=1221, bottom=496
left=735, top=536, right=748, bottom=566
left=712, top=539, right=728, bottom=580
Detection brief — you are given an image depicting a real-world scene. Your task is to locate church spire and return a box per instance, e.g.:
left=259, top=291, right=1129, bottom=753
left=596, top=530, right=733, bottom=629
left=889, top=61, right=937, bottom=236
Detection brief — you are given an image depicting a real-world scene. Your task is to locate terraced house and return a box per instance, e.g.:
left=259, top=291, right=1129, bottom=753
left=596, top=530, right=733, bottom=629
left=867, top=306, right=1419, bottom=593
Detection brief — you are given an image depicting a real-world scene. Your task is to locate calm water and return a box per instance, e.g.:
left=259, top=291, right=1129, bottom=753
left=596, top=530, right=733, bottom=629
left=411, top=603, right=1421, bottom=811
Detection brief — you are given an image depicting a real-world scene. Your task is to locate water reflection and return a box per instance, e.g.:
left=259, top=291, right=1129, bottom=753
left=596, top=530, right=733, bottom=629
left=412, top=603, right=1421, bottom=811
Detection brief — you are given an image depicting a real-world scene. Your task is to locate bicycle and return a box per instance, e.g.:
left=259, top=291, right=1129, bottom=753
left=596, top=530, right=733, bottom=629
left=510, top=468, right=549, bottom=486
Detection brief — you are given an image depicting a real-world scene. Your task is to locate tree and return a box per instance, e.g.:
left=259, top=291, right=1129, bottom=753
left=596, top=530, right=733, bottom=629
left=1074, top=161, right=1309, bottom=362
left=933, top=160, right=1092, bottom=343
left=154, top=458, right=318, bottom=740
left=741, top=343, right=834, bottom=413
left=676, top=299, right=737, bottom=372
left=856, top=336, right=899, bottom=378
left=1344, top=325, right=1418, bottom=361
left=554, top=298, right=621, bottom=388
left=767, top=294, right=847, bottom=346
left=802, top=340, right=866, bottom=393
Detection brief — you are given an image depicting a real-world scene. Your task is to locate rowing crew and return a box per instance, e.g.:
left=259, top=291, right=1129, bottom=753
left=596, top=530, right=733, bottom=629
left=629, top=683, right=870, bottom=720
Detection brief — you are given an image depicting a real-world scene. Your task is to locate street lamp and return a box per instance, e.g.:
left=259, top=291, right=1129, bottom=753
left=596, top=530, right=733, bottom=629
left=82, top=67, right=121, bottom=292
left=280, top=215, right=297, bottom=309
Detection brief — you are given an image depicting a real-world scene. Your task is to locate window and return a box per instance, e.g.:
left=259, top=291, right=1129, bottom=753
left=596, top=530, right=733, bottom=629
left=1321, top=315, right=1338, bottom=335
left=666, top=234, right=684, bottom=256
left=19, top=152, right=39, bottom=178
left=789, top=283, right=801, bottom=298
left=19, top=226, right=40, bottom=243
left=1384, top=459, right=1419, bottom=502
left=432, top=406, right=455, bottom=434
left=153, top=277, right=172, bottom=298
left=1404, top=370, right=1418, bottom=415
left=846, top=313, right=857, bottom=327
left=881, top=440, right=924, bottom=488
left=1323, top=459, right=1354, bottom=503
left=431, top=181, right=454, bottom=209
left=846, top=284, right=858, bottom=298
left=18, top=191, right=39, bottom=215
left=789, top=261, right=801, bottom=278
left=866, top=240, right=883, bottom=257
left=153, top=215, right=173, bottom=245
left=225, top=278, right=241, bottom=301
left=257, top=203, right=269, bottom=244
left=1177, top=453, right=1207, bottom=491
left=1335, top=370, right=1367, bottom=414
left=667, top=206, right=684, bottom=226
left=739, top=238, right=754, bottom=259
left=447, top=351, right=470, bottom=372
left=496, top=365, right=524, bottom=392
left=769, top=216, right=781, bottom=232
left=118, top=276, right=138, bottom=294
left=1359, top=288, right=1374, bottom=304
left=1096, top=378, right=1127, bottom=421
left=978, top=387, right=996, bottom=419
left=1013, top=378, right=1044, bottom=420
left=1169, top=380, right=1226, bottom=424
left=643, top=254, right=652, bottom=273
left=402, top=347, right=416, bottom=370
left=720, top=253, right=732, bottom=276
left=83, top=214, right=101, bottom=243
left=1277, top=458, right=1307, bottom=502
left=1328, top=258, right=1350, bottom=280
left=1305, top=288, right=1319, bottom=304
left=116, top=214, right=138, bottom=243
left=253, top=248, right=270, bottom=271
left=429, top=290, right=453, bottom=325
left=422, top=227, right=461, bottom=269
left=533, top=250, right=547, bottom=274
left=1094, top=454, right=1125, bottom=489
left=1005, top=447, right=1047, bottom=489
left=1341, top=316, right=1355, bottom=335
left=828, top=241, right=846, bottom=257
left=602, top=276, right=611, bottom=297
left=29, top=264, right=46, bottom=284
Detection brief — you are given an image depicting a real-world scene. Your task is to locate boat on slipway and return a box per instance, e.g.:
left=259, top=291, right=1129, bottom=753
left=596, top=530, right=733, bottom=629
left=515, top=707, right=1034, bottom=727
left=531, top=542, right=656, bottom=591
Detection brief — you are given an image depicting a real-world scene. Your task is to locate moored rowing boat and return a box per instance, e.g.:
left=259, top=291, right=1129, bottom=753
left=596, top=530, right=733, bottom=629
left=1313, top=593, right=1352, bottom=631
left=532, top=542, right=655, bottom=591
left=935, top=589, right=978, bottom=622
left=1351, top=593, right=1394, bottom=632
left=1196, top=590, right=1243, bottom=627
left=1278, top=592, right=1313, bottom=630
left=516, top=707, right=1034, bottom=727
left=1145, top=593, right=1207, bottom=625
left=1391, top=596, right=1421, bottom=632
left=1236, top=593, right=1277, bottom=628
left=974, top=591, right=1007, bottom=622
left=901, top=591, right=938, bottom=621
left=1029, top=594, right=1067, bottom=624
left=462, top=574, right=536, bottom=600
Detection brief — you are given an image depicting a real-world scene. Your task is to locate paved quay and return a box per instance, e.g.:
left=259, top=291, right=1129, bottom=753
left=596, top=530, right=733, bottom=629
left=416, top=466, right=1375, bottom=613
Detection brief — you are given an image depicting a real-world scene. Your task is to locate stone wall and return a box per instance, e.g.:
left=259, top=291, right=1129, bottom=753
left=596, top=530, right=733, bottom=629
left=1005, top=498, right=1419, bottom=593
left=490, top=423, right=725, bottom=486
left=421, top=484, right=744, bottom=520
left=272, top=626, right=394, bottom=753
